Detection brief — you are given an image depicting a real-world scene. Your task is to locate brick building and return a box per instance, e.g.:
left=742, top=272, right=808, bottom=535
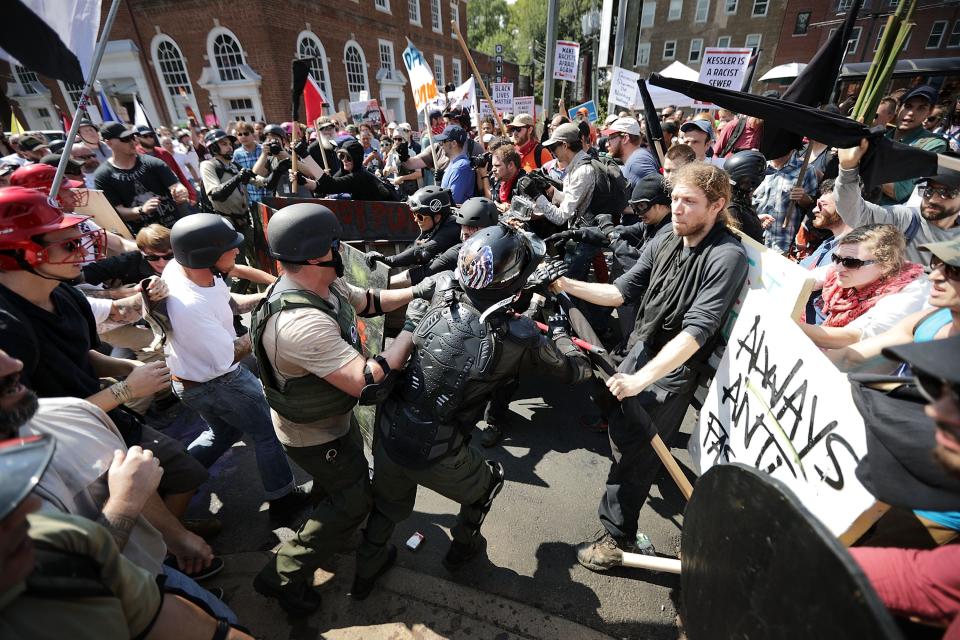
left=773, top=0, right=960, bottom=98
left=3, top=0, right=520, bottom=131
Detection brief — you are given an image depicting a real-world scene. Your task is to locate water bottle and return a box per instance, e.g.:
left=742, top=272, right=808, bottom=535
left=635, top=532, right=657, bottom=557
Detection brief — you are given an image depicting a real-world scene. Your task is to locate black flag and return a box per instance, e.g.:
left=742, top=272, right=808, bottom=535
left=0, top=0, right=86, bottom=85
left=637, top=79, right=666, bottom=167
left=291, top=58, right=313, bottom=123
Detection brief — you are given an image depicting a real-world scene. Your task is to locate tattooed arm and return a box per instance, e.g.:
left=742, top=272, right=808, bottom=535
left=229, top=292, right=265, bottom=315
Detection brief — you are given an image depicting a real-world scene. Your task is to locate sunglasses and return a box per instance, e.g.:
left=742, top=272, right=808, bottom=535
left=236, top=131, right=252, bottom=136
left=931, top=255, right=960, bottom=281
left=922, top=185, right=960, bottom=200
left=41, top=229, right=106, bottom=264
left=915, top=371, right=960, bottom=405
left=143, top=252, right=175, bottom=262
left=831, top=254, right=876, bottom=269
left=118, top=135, right=136, bottom=143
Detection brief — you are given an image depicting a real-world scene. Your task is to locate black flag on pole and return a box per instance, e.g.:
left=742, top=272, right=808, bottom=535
left=0, top=0, right=98, bottom=85
left=637, top=79, right=666, bottom=167
left=291, top=58, right=313, bottom=123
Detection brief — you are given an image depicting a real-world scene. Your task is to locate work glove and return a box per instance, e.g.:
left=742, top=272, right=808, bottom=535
left=403, top=298, right=431, bottom=333
left=365, top=251, right=391, bottom=270
left=410, top=272, right=440, bottom=301
left=524, top=257, right=568, bottom=294
left=546, top=227, right=609, bottom=247
left=546, top=313, right=571, bottom=341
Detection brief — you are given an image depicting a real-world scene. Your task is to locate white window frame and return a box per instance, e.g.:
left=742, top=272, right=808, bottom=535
left=433, top=54, right=445, bottom=85
left=296, top=31, right=334, bottom=106
left=641, top=1, right=656, bottom=27
left=846, top=26, right=862, bottom=55
left=724, top=0, right=738, bottom=14
left=928, top=20, right=948, bottom=49
left=636, top=41, right=651, bottom=66
left=343, top=40, right=370, bottom=101
left=452, top=58, right=463, bottom=85
left=374, top=0, right=391, bottom=13
left=151, top=34, right=201, bottom=124
left=752, top=0, right=768, bottom=17
left=431, top=0, right=443, bottom=33
left=875, top=26, right=885, bottom=51
left=837, top=0, right=852, bottom=11
left=695, top=0, right=710, bottom=23
left=948, top=21, right=960, bottom=48
left=668, top=0, right=682, bottom=21
left=207, top=27, right=248, bottom=83
left=451, top=1, right=460, bottom=38
left=378, top=39, right=396, bottom=73
left=745, top=33, right=762, bottom=50
left=409, top=0, right=421, bottom=25
left=717, top=35, right=732, bottom=47
left=663, top=40, right=677, bottom=60
left=688, top=38, right=704, bottom=63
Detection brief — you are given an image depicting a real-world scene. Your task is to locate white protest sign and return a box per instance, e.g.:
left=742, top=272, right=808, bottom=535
left=513, top=95, right=535, bottom=117
left=478, top=100, right=494, bottom=117
left=698, top=48, right=752, bottom=91
left=690, top=289, right=876, bottom=537
left=553, top=40, right=580, bottom=82
left=491, top=82, right=514, bottom=114
left=401, top=39, right=440, bottom=112
left=608, top=66, right=641, bottom=110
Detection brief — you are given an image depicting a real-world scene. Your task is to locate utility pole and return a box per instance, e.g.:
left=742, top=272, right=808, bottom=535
left=542, top=0, right=559, bottom=119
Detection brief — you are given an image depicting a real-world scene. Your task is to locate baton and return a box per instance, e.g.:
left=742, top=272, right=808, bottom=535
left=530, top=318, right=607, bottom=356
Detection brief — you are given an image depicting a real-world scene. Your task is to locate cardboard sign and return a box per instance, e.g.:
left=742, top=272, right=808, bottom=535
left=690, top=289, right=876, bottom=537
left=402, top=39, right=440, bottom=113
left=491, top=82, right=514, bottom=114
left=553, top=40, right=581, bottom=82
left=698, top=48, right=752, bottom=91
left=568, top=100, right=598, bottom=123
left=513, top=96, right=535, bottom=118
left=608, top=66, right=641, bottom=110
left=75, top=190, right=134, bottom=240
left=349, top=99, right=382, bottom=125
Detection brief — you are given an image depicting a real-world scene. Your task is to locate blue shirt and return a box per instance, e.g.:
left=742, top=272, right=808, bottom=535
left=441, top=152, right=475, bottom=204
left=753, top=153, right=819, bottom=253
left=621, top=147, right=659, bottom=190
left=233, top=144, right=270, bottom=203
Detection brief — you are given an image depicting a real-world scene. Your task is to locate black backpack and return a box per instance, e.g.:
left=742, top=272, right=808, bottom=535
left=588, top=156, right=629, bottom=219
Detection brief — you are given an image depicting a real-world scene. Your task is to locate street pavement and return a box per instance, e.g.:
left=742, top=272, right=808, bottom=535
left=169, top=373, right=696, bottom=639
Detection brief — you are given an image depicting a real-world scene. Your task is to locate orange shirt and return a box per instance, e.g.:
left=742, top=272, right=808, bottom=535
left=516, top=139, right=554, bottom=173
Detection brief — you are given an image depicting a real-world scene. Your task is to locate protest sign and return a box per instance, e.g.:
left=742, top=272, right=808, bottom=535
left=491, top=82, right=514, bottom=114
left=608, top=66, right=641, bottom=110
left=553, top=40, right=580, bottom=82
left=402, top=39, right=440, bottom=112
left=697, top=48, right=752, bottom=107
left=349, top=99, right=382, bottom=125
left=76, top=190, right=133, bottom=240
left=478, top=100, right=494, bottom=117
left=568, top=100, right=598, bottom=123
left=513, top=95, right=535, bottom=117
left=689, top=289, right=876, bottom=537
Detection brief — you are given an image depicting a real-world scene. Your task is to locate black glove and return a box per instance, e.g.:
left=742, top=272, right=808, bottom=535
left=546, top=313, right=570, bottom=341
left=410, top=272, right=440, bottom=300
left=544, top=229, right=577, bottom=245
left=577, top=227, right=611, bottom=247
left=524, top=257, right=568, bottom=293
left=396, top=141, right=410, bottom=164
left=238, top=168, right=256, bottom=184
left=293, top=139, right=309, bottom=158
left=365, top=251, right=388, bottom=270
left=517, top=175, right=544, bottom=200
left=295, top=171, right=309, bottom=186
left=403, top=297, right=431, bottom=332
left=211, top=173, right=244, bottom=202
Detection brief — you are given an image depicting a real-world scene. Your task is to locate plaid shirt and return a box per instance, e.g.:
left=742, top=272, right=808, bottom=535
left=753, top=152, right=818, bottom=253
left=232, top=144, right=270, bottom=203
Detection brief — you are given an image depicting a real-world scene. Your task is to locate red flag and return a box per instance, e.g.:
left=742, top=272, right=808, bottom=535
left=303, top=74, right=327, bottom=126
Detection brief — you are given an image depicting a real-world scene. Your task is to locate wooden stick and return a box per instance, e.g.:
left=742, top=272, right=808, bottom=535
left=652, top=435, right=694, bottom=500
left=451, top=19, right=508, bottom=136
left=290, top=121, right=299, bottom=193
left=620, top=552, right=682, bottom=574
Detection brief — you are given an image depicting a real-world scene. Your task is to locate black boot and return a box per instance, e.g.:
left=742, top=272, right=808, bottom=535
left=253, top=565, right=322, bottom=616
left=443, top=533, right=487, bottom=570
left=349, top=544, right=397, bottom=600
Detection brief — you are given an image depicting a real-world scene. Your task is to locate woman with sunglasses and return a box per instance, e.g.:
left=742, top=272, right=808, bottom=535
left=800, top=224, right=928, bottom=349
left=298, top=139, right=394, bottom=202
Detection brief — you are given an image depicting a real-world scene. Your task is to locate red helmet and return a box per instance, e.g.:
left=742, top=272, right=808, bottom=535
left=9, top=164, right=87, bottom=210
left=0, top=186, right=102, bottom=270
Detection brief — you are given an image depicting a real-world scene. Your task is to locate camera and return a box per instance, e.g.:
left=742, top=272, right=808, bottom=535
left=267, top=141, right=283, bottom=156
left=469, top=152, right=492, bottom=170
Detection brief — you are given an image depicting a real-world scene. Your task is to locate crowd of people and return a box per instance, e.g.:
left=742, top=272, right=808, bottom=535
left=1, top=77, right=960, bottom=638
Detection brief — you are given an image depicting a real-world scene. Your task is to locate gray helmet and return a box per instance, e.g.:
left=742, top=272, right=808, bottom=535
left=724, top=150, right=767, bottom=192
left=454, top=197, right=500, bottom=228
left=204, top=128, right=236, bottom=148
left=170, top=213, right=245, bottom=269
left=408, top=185, right=453, bottom=217
left=267, top=203, right=342, bottom=263
left=263, top=124, right=286, bottom=140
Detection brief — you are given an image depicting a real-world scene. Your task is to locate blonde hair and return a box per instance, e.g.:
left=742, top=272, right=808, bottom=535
left=839, top=224, right=906, bottom=276
left=672, top=162, right=737, bottom=229
left=136, top=224, right=171, bottom=253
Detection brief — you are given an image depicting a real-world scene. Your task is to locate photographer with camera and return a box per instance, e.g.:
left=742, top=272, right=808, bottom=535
left=252, top=124, right=311, bottom=197
left=398, top=105, right=486, bottom=194
left=433, top=124, right=476, bottom=204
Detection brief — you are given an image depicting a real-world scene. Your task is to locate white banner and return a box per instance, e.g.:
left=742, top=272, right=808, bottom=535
left=491, top=82, right=514, bottom=114
left=698, top=48, right=753, bottom=91
left=553, top=40, right=580, bottom=82
left=401, top=39, right=440, bottom=113
left=607, top=66, right=641, bottom=110
left=690, top=289, right=876, bottom=537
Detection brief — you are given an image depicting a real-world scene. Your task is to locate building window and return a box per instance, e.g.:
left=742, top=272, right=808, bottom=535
left=837, top=0, right=852, bottom=11
left=688, top=38, right=703, bottom=63
left=379, top=39, right=396, bottom=72
left=298, top=33, right=333, bottom=105
left=752, top=0, right=768, bottom=17
left=874, top=26, right=885, bottom=51
left=229, top=98, right=253, bottom=111
left=343, top=41, right=369, bottom=100
left=433, top=54, right=445, bottom=85
left=668, top=0, right=682, bottom=20
left=663, top=40, right=677, bottom=59
left=637, top=41, right=651, bottom=66
left=724, top=0, right=738, bottom=14
left=431, top=0, right=442, bottom=32
left=794, top=11, right=811, bottom=35
left=846, top=26, right=862, bottom=55
left=451, top=1, right=460, bottom=37
left=928, top=21, right=948, bottom=48
left=745, top=33, right=762, bottom=50
left=409, top=0, right=421, bottom=25
left=948, top=21, right=960, bottom=48
left=695, top=0, right=710, bottom=22
left=155, top=39, right=194, bottom=101
left=452, top=58, right=462, bottom=84
left=375, top=0, right=390, bottom=12
left=211, top=31, right=246, bottom=81
left=61, top=82, right=87, bottom=112
left=717, top=35, right=732, bottom=47
left=641, top=1, right=656, bottom=27
left=14, top=65, right=40, bottom=95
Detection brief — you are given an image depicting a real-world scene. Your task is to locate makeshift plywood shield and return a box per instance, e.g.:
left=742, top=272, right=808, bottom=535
left=682, top=464, right=902, bottom=640
left=690, top=289, right=877, bottom=537
left=75, top=190, right=134, bottom=240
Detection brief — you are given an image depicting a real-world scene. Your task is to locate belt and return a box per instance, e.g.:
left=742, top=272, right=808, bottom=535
left=171, top=374, right=203, bottom=390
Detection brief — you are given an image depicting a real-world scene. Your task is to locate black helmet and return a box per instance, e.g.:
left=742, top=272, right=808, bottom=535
left=204, top=128, right=236, bottom=148
left=263, top=124, right=287, bottom=140
left=267, top=203, right=342, bottom=263
left=170, top=213, right=245, bottom=269
left=724, top=150, right=767, bottom=192
left=408, top=185, right=453, bottom=217
left=454, top=197, right=499, bottom=228
left=456, top=224, right=546, bottom=309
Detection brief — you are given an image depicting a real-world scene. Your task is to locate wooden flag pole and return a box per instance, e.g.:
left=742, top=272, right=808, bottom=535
left=451, top=19, right=508, bottom=136
left=290, top=121, right=299, bottom=193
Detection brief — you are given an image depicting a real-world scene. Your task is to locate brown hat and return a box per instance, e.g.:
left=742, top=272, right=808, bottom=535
left=18, top=134, right=48, bottom=153
left=506, top=113, right=535, bottom=129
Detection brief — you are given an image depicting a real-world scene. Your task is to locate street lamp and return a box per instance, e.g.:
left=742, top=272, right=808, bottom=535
left=581, top=5, right=601, bottom=107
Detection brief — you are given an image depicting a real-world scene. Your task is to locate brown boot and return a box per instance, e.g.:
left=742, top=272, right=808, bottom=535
left=576, top=530, right=636, bottom=572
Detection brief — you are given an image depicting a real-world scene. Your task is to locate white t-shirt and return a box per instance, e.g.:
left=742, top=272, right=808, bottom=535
left=86, top=294, right=113, bottom=326
left=847, top=278, right=930, bottom=339
left=162, top=259, right=237, bottom=382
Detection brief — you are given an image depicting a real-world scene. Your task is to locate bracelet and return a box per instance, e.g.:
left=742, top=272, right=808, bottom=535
left=109, top=380, right=134, bottom=405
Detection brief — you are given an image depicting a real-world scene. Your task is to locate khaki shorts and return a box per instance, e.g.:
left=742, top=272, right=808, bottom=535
left=138, top=423, right=209, bottom=495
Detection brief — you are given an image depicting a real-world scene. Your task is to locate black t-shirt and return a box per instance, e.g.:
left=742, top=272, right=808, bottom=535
left=0, top=283, right=101, bottom=399
left=93, top=155, right=180, bottom=232
left=82, top=251, right=156, bottom=287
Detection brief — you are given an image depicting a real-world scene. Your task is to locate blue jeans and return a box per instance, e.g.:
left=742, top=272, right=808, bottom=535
left=163, top=566, right=238, bottom=623
left=173, top=366, right=294, bottom=500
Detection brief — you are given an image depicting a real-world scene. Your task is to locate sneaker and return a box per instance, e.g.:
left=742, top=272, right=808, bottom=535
left=442, top=534, right=487, bottom=571
left=349, top=544, right=397, bottom=601
left=164, top=555, right=225, bottom=582
left=575, top=530, right=633, bottom=572
left=253, top=568, right=322, bottom=616
left=480, top=423, right=504, bottom=448
left=182, top=518, right=222, bottom=540
left=269, top=485, right=313, bottom=526
left=580, top=414, right=608, bottom=433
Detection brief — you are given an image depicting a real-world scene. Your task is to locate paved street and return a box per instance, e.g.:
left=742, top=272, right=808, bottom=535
left=170, top=373, right=696, bottom=639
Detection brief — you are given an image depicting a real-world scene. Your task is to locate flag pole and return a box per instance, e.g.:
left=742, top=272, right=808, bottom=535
left=50, top=0, right=123, bottom=199
left=450, top=19, right=508, bottom=136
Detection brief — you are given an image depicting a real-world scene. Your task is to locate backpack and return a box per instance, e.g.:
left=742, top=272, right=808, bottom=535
left=588, top=156, right=629, bottom=221
left=533, top=143, right=546, bottom=169
left=719, top=116, right=749, bottom=158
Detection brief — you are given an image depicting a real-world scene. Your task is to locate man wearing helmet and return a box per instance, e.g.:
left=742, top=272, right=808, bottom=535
left=723, top=150, right=767, bottom=243
left=353, top=224, right=590, bottom=597
left=248, top=203, right=437, bottom=614
left=364, top=186, right=461, bottom=270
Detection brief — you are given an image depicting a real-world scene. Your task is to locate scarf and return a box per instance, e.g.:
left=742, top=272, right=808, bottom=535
left=498, top=173, right=518, bottom=203
left=820, top=261, right=924, bottom=328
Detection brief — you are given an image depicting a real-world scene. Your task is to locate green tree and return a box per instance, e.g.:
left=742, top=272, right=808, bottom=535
left=467, top=0, right=514, bottom=59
